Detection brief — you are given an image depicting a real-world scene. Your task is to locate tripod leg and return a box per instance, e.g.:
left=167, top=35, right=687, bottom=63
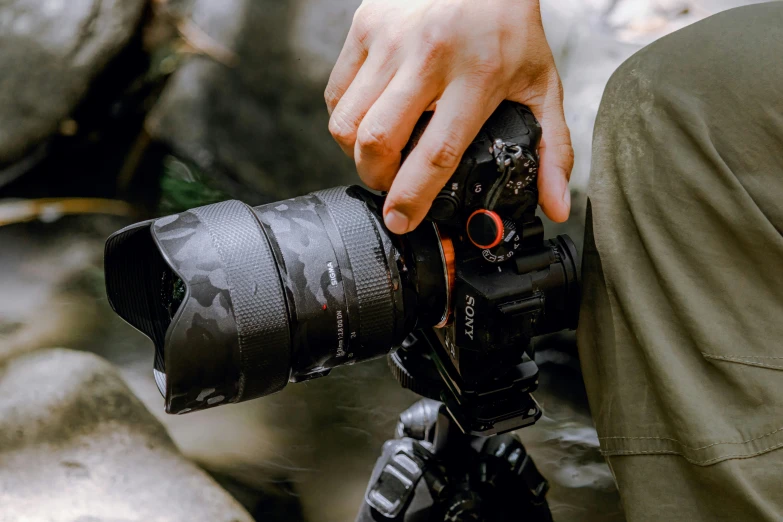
left=355, top=437, right=436, bottom=522
left=355, top=399, right=449, bottom=522
left=477, top=434, right=554, bottom=521
left=356, top=399, right=555, bottom=522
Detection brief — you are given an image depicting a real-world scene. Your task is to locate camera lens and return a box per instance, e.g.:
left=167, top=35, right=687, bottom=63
left=105, top=186, right=448, bottom=414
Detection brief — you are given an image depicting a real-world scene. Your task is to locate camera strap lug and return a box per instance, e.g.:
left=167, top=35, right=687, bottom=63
left=485, top=139, right=524, bottom=210
left=491, top=138, right=524, bottom=173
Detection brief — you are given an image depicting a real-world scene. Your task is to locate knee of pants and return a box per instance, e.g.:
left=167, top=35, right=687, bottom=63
left=579, top=2, right=783, bottom=469
left=592, top=2, right=783, bottom=200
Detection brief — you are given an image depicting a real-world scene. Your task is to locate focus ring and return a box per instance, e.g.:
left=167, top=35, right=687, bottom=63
left=192, top=200, right=291, bottom=401
left=314, top=187, right=395, bottom=351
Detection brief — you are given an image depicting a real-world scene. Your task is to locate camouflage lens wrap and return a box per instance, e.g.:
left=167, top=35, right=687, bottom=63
left=108, top=187, right=407, bottom=412
left=254, top=194, right=355, bottom=374
left=189, top=201, right=291, bottom=400
left=151, top=200, right=290, bottom=413
left=253, top=186, right=405, bottom=378
left=314, top=187, right=405, bottom=352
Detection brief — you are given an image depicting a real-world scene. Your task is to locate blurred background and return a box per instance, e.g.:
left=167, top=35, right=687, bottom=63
left=0, top=0, right=766, bottom=521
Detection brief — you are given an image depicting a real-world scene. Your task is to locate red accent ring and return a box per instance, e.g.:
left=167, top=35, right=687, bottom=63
left=434, top=231, right=455, bottom=329
left=467, top=209, right=504, bottom=249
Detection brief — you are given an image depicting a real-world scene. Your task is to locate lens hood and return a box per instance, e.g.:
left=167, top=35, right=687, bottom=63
left=105, top=200, right=291, bottom=414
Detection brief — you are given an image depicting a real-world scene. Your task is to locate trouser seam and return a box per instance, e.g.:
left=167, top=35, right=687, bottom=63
left=601, top=439, right=783, bottom=466
left=599, top=424, right=783, bottom=451
left=702, top=353, right=783, bottom=370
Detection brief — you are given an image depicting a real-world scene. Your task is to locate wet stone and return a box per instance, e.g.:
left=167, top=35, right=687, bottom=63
left=0, top=348, right=254, bottom=522
left=0, top=0, right=147, bottom=166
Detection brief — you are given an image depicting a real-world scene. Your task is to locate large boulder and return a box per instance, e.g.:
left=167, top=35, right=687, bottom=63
left=0, top=0, right=147, bottom=166
left=146, top=0, right=357, bottom=203
left=0, top=348, right=253, bottom=522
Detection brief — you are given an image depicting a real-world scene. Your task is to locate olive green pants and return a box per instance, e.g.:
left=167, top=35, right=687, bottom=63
left=578, top=3, right=783, bottom=520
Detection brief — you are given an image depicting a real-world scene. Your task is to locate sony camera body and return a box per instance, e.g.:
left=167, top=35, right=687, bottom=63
left=389, top=102, right=579, bottom=435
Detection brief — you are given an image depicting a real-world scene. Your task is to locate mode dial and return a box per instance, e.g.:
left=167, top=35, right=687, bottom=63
left=466, top=209, right=504, bottom=249
left=467, top=210, right=520, bottom=264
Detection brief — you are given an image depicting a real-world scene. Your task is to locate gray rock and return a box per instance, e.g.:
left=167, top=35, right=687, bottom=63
left=146, top=0, right=357, bottom=203
left=0, top=0, right=147, bottom=165
left=289, top=0, right=361, bottom=83
left=0, top=348, right=253, bottom=522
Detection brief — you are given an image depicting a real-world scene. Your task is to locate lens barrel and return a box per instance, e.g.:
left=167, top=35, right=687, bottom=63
left=105, top=186, right=446, bottom=414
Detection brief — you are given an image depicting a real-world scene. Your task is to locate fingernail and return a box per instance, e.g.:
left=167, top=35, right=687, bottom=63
left=384, top=209, right=410, bottom=234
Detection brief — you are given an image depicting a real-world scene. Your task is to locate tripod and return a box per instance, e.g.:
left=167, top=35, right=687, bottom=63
left=355, top=398, right=554, bottom=522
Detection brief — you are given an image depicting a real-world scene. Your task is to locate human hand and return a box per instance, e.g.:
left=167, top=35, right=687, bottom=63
left=325, top=0, right=573, bottom=234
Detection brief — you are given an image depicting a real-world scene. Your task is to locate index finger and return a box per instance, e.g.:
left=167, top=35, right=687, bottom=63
left=383, top=81, right=499, bottom=234
left=324, top=25, right=370, bottom=115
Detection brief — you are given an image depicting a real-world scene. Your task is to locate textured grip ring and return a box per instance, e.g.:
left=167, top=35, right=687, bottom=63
left=192, top=200, right=291, bottom=400
left=314, top=187, right=396, bottom=350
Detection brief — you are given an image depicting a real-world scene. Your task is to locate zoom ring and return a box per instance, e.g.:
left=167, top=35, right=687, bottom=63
left=314, top=187, right=396, bottom=352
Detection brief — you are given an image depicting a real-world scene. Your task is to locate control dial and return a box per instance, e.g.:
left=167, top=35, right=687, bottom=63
left=506, top=154, right=538, bottom=191
left=430, top=189, right=460, bottom=221
left=466, top=210, right=520, bottom=264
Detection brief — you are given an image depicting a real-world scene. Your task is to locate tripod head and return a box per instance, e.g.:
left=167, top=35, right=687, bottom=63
left=389, top=329, right=543, bottom=437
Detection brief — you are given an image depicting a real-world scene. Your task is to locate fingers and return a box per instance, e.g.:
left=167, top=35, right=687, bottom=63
left=327, top=1, right=572, bottom=227
left=324, top=13, right=372, bottom=115
left=353, top=65, right=440, bottom=191
left=328, top=50, right=396, bottom=158
left=518, top=77, right=574, bottom=223
left=537, top=127, right=574, bottom=223
left=383, top=80, right=499, bottom=234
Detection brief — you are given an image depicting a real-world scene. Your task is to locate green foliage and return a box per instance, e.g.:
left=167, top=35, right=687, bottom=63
left=158, top=155, right=228, bottom=214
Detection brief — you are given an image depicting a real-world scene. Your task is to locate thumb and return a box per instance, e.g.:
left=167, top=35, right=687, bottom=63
left=514, top=77, right=574, bottom=223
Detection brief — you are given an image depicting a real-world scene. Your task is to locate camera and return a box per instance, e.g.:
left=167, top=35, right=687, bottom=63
left=104, top=101, right=579, bottom=434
